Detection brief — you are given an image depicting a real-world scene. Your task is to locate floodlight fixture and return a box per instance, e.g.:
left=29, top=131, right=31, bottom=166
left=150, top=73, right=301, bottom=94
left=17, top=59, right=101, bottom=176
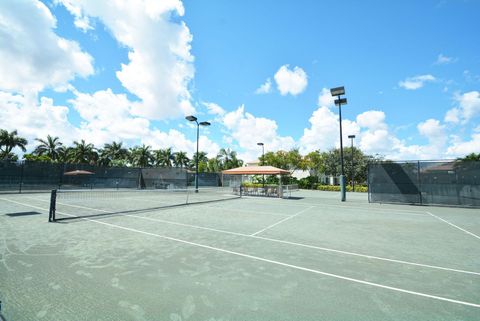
left=185, top=115, right=210, bottom=192
left=257, top=142, right=265, bottom=188
left=330, top=86, right=345, bottom=96
left=335, top=98, right=347, bottom=106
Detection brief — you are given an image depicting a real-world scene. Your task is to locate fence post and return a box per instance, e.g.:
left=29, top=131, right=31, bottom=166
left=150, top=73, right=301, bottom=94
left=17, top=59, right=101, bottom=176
left=367, top=163, right=371, bottom=203
left=417, top=161, right=422, bottom=205
left=19, top=161, right=24, bottom=193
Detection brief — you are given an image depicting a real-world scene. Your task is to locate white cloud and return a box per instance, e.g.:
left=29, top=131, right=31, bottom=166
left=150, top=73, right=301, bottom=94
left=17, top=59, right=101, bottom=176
left=446, top=131, right=480, bottom=157
left=444, top=91, right=480, bottom=124
left=300, top=89, right=361, bottom=154
left=0, top=91, right=78, bottom=149
left=57, top=0, right=195, bottom=120
left=255, top=78, right=272, bottom=94
left=356, top=110, right=387, bottom=131
left=417, top=119, right=446, bottom=146
left=398, top=74, right=436, bottom=90
left=203, top=102, right=225, bottom=116
left=435, top=54, right=456, bottom=65
left=222, top=105, right=296, bottom=161
left=0, top=0, right=94, bottom=94
left=142, top=129, right=220, bottom=158
left=273, top=65, right=308, bottom=96
left=317, top=88, right=335, bottom=107
left=68, top=89, right=150, bottom=146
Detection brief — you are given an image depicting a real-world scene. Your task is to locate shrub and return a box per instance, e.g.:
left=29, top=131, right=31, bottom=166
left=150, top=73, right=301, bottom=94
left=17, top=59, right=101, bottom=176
left=316, top=184, right=368, bottom=193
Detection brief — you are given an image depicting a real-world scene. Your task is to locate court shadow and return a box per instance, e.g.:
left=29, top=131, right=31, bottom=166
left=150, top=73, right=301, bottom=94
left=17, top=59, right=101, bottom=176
left=5, top=211, right=41, bottom=217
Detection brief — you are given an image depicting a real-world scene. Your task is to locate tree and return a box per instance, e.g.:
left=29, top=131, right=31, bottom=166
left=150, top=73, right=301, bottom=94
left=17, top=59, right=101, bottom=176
left=100, top=141, right=128, bottom=166
left=0, top=129, right=28, bottom=159
left=173, top=151, right=189, bottom=168
left=24, top=153, right=52, bottom=162
left=262, top=149, right=304, bottom=174
left=33, top=135, right=63, bottom=161
left=190, top=151, right=208, bottom=169
left=154, top=148, right=174, bottom=167
left=458, top=153, right=480, bottom=161
left=304, top=150, right=327, bottom=175
left=129, top=145, right=153, bottom=167
left=69, top=140, right=97, bottom=164
left=207, top=157, right=221, bottom=172
left=217, top=148, right=243, bottom=170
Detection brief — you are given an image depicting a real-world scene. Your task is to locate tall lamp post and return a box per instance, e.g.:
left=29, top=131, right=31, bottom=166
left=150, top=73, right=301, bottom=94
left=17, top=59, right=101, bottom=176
left=257, top=142, right=265, bottom=188
left=348, top=135, right=356, bottom=192
left=330, top=86, right=347, bottom=202
left=185, top=115, right=211, bottom=192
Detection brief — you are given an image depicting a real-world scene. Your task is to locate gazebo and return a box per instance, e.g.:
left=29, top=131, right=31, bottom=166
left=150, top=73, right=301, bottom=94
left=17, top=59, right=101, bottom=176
left=222, top=166, right=295, bottom=198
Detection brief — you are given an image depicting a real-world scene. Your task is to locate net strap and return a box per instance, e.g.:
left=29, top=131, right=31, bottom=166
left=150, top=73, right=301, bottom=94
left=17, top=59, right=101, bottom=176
left=49, top=189, right=57, bottom=222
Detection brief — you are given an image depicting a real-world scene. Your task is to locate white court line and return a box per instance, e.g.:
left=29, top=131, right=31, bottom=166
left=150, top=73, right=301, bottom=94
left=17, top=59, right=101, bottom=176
left=15, top=197, right=480, bottom=276
left=3, top=197, right=480, bottom=308
left=199, top=204, right=290, bottom=217
left=250, top=206, right=315, bottom=236
left=426, top=211, right=480, bottom=241
left=241, top=197, right=428, bottom=216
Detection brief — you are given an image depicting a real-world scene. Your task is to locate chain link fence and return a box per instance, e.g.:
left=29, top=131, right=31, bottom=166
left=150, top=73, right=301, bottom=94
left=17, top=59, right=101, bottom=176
left=0, top=160, right=229, bottom=193
left=368, top=160, right=480, bottom=207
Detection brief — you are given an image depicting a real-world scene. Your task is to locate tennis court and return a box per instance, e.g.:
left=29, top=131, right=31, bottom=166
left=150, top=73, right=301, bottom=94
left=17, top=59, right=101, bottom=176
left=1, top=189, right=479, bottom=320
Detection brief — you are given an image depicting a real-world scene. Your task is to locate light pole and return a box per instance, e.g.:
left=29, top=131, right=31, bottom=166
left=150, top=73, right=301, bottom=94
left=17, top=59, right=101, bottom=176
left=257, top=142, right=265, bottom=188
left=185, top=115, right=211, bottom=192
left=348, top=135, right=356, bottom=192
left=330, top=86, right=347, bottom=202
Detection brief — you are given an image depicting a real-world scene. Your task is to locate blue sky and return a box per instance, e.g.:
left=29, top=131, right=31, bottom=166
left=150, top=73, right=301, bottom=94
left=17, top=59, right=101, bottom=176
left=0, top=0, right=479, bottom=161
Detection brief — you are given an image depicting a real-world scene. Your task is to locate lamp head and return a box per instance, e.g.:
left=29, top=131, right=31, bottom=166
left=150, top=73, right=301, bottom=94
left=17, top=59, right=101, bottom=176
left=330, top=86, right=345, bottom=96
left=348, top=135, right=356, bottom=139
left=185, top=115, right=197, bottom=122
left=257, top=142, right=264, bottom=146
left=199, top=121, right=211, bottom=126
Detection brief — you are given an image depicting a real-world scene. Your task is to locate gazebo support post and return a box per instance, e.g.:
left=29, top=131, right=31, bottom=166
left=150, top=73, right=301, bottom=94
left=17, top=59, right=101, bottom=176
left=278, top=174, right=283, bottom=198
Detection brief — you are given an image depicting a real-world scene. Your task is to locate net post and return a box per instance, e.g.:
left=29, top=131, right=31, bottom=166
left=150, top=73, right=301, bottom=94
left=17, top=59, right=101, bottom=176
left=49, top=189, right=57, bottom=222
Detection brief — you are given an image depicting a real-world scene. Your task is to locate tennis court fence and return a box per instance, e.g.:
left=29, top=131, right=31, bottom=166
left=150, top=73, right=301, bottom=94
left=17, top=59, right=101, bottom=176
left=0, top=160, right=237, bottom=193
left=368, top=160, right=480, bottom=207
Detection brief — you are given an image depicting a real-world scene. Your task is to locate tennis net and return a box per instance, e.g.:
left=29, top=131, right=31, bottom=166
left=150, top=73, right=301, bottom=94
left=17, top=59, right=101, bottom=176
left=48, top=187, right=242, bottom=222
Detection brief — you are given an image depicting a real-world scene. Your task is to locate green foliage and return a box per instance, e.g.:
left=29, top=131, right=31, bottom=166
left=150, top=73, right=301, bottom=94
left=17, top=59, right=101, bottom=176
left=298, top=176, right=319, bottom=189
left=23, top=153, right=52, bottom=162
left=316, top=184, right=368, bottom=193
left=457, top=153, right=480, bottom=161
left=0, top=129, right=28, bottom=159
left=261, top=148, right=305, bottom=173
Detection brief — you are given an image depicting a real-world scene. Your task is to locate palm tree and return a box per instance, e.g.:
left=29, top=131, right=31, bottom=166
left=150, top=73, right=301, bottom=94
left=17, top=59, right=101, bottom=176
left=130, top=145, right=153, bottom=167
left=217, top=148, right=242, bottom=170
left=154, top=148, right=174, bottom=167
left=99, top=141, right=128, bottom=166
left=57, top=146, right=73, bottom=163
left=69, top=140, right=97, bottom=164
left=190, top=151, right=208, bottom=169
left=173, top=151, right=189, bottom=168
left=0, top=129, right=28, bottom=159
left=33, top=135, right=63, bottom=161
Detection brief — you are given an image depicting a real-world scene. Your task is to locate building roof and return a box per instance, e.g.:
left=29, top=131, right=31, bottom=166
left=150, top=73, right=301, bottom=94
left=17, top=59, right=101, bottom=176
left=222, top=166, right=290, bottom=175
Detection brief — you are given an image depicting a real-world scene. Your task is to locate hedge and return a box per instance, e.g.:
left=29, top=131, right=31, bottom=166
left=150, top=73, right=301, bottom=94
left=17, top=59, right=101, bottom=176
left=316, top=184, right=368, bottom=193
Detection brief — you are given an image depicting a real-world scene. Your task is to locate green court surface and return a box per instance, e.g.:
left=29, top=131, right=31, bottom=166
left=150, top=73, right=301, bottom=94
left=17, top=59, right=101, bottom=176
left=1, top=190, right=479, bottom=320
